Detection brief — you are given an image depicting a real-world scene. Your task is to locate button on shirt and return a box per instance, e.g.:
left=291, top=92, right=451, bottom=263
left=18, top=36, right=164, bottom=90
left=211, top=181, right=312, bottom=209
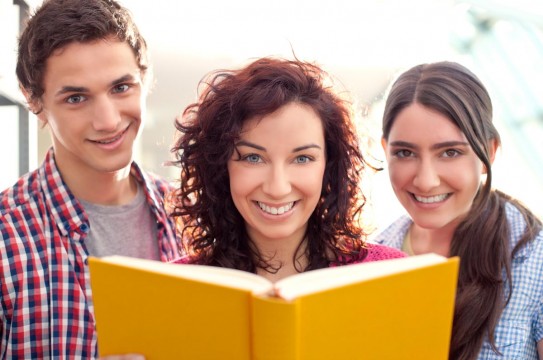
left=0, top=148, right=181, bottom=359
left=374, top=203, right=543, bottom=359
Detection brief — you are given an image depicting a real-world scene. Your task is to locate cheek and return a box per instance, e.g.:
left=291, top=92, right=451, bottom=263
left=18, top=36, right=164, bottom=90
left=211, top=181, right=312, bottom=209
left=228, top=175, right=246, bottom=214
left=126, top=97, right=144, bottom=120
left=387, top=164, right=410, bottom=189
left=458, top=161, right=484, bottom=194
left=228, top=165, right=257, bottom=200
left=47, top=116, right=79, bottom=141
left=306, top=178, right=323, bottom=198
left=300, top=165, right=325, bottom=198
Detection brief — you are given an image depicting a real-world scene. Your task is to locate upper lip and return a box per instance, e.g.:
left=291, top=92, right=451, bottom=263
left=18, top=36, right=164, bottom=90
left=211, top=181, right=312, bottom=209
left=411, top=193, right=450, bottom=202
left=91, top=124, right=130, bottom=143
left=257, top=201, right=295, bottom=207
left=256, top=201, right=296, bottom=214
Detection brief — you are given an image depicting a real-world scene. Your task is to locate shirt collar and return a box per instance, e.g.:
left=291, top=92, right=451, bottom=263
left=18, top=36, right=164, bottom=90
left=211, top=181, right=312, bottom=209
left=130, top=162, right=169, bottom=222
left=39, top=148, right=88, bottom=238
left=39, top=148, right=170, bottom=239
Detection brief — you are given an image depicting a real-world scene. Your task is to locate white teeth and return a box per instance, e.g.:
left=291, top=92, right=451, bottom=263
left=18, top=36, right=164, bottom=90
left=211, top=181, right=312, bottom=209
left=95, top=126, right=128, bottom=144
left=258, top=201, right=294, bottom=215
left=414, top=194, right=448, bottom=203
left=96, top=133, right=122, bottom=144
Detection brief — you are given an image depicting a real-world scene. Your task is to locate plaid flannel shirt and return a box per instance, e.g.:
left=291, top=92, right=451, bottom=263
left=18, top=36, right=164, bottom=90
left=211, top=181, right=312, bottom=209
left=0, top=148, right=181, bottom=359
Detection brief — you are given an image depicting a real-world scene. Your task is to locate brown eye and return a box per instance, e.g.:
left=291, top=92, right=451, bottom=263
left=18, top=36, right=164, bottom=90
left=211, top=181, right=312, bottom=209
left=443, top=149, right=461, bottom=158
left=394, top=149, right=413, bottom=158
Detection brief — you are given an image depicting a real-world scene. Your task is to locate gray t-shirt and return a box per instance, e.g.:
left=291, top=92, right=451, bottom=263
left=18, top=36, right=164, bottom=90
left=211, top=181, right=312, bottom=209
left=80, top=183, right=160, bottom=260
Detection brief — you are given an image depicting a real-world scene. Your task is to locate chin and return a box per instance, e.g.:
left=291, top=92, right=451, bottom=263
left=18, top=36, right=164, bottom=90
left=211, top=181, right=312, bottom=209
left=99, top=158, right=133, bottom=173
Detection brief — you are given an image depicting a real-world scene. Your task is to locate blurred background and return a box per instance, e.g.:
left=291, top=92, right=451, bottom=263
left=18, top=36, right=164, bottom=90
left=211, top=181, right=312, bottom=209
left=1, top=0, right=542, bottom=229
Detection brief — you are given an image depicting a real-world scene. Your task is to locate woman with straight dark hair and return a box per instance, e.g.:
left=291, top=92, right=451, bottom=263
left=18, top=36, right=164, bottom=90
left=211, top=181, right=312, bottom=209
left=170, top=57, right=405, bottom=282
left=375, top=61, right=543, bottom=359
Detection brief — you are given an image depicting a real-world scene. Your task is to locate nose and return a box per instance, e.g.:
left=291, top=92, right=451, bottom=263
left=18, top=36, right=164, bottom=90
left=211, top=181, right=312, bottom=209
left=262, top=164, right=292, bottom=199
left=92, top=96, right=121, bottom=132
left=412, top=158, right=440, bottom=192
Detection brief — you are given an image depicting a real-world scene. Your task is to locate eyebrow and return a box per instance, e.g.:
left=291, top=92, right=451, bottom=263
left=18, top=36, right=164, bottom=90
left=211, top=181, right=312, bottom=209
left=54, top=74, right=137, bottom=96
left=389, top=140, right=470, bottom=151
left=235, top=140, right=322, bottom=152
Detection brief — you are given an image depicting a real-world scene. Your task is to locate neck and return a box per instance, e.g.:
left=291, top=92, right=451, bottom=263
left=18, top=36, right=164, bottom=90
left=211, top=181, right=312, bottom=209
left=57, top=159, right=137, bottom=206
left=409, top=223, right=455, bottom=257
left=251, top=231, right=308, bottom=283
left=257, top=264, right=303, bottom=283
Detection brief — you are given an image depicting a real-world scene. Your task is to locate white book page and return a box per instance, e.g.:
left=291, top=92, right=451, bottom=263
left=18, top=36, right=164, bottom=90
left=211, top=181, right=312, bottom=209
left=274, top=253, right=447, bottom=301
left=96, top=256, right=273, bottom=295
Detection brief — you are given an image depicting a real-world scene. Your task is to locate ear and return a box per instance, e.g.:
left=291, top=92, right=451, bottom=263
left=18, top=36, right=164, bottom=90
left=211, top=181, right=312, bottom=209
left=20, top=85, right=47, bottom=124
left=381, top=137, right=388, bottom=158
left=483, top=138, right=499, bottom=174
left=488, top=138, right=499, bottom=164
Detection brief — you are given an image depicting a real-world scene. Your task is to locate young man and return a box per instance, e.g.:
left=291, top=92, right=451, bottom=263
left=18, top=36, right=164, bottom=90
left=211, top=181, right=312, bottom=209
left=0, top=0, right=182, bottom=358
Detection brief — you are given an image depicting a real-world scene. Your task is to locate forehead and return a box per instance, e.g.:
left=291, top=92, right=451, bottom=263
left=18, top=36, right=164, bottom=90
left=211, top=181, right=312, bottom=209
left=389, top=103, right=465, bottom=142
left=42, top=39, right=141, bottom=91
left=240, top=103, right=325, bottom=142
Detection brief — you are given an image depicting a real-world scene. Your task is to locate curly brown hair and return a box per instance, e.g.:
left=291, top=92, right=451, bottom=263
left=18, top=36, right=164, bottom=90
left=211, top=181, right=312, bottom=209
left=170, top=57, right=371, bottom=273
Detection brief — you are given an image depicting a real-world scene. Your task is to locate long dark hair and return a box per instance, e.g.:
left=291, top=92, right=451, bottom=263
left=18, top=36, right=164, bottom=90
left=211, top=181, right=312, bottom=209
left=170, top=57, right=369, bottom=273
left=382, top=61, right=542, bottom=360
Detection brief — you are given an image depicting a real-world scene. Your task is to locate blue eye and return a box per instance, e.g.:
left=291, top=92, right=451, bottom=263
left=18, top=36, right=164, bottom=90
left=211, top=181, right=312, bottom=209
left=113, top=84, right=130, bottom=93
left=294, top=155, right=311, bottom=164
left=244, top=154, right=262, bottom=163
left=66, top=94, right=86, bottom=104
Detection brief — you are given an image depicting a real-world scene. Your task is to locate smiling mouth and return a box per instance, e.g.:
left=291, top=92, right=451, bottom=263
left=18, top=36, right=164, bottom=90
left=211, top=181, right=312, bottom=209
left=412, top=193, right=451, bottom=204
left=91, top=125, right=130, bottom=144
left=257, top=201, right=295, bottom=215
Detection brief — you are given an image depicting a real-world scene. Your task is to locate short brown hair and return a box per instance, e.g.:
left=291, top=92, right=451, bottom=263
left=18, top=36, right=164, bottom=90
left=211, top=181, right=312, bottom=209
left=16, top=0, right=148, bottom=106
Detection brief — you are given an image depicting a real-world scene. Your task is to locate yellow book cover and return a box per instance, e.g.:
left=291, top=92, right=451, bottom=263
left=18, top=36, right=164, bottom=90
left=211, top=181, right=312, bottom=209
left=89, top=253, right=459, bottom=360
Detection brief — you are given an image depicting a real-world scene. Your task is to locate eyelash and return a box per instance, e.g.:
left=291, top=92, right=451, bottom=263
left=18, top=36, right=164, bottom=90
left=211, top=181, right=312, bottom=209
left=294, top=155, right=313, bottom=163
left=241, top=154, right=262, bottom=163
left=392, top=149, right=463, bottom=158
left=64, top=84, right=132, bottom=104
left=238, top=153, right=315, bottom=164
left=393, top=149, right=413, bottom=158
left=442, top=149, right=462, bottom=158
left=112, top=84, right=131, bottom=93
left=65, top=95, right=86, bottom=104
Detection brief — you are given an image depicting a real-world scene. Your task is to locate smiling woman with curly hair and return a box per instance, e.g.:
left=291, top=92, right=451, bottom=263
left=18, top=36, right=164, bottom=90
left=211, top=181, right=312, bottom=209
left=170, top=57, right=405, bottom=282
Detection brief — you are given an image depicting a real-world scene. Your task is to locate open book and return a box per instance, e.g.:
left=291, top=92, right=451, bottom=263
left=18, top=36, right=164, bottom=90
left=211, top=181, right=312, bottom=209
left=89, top=253, right=459, bottom=360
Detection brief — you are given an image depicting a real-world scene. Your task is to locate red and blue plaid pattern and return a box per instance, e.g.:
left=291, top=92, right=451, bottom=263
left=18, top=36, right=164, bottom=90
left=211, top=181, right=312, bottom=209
left=1, top=148, right=181, bottom=359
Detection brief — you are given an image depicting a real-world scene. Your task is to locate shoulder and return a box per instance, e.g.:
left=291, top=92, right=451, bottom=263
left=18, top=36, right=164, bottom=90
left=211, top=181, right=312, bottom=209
left=340, top=243, right=407, bottom=264
left=131, top=163, right=174, bottom=196
left=372, top=215, right=412, bottom=250
left=146, top=172, right=174, bottom=193
left=362, top=242, right=408, bottom=262
left=1, top=169, right=47, bottom=246
left=1, top=169, right=41, bottom=217
left=504, top=201, right=538, bottom=236
left=2, top=148, right=67, bottom=213
left=170, top=255, right=191, bottom=265
left=504, top=201, right=543, bottom=255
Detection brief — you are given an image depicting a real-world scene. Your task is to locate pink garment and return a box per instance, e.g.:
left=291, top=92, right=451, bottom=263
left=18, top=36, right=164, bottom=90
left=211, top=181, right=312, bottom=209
left=359, top=242, right=407, bottom=263
left=171, top=242, right=406, bottom=265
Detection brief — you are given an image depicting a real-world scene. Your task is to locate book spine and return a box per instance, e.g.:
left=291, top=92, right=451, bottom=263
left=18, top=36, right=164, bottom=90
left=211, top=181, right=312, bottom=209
left=250, top=296, right=300, bottom=360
